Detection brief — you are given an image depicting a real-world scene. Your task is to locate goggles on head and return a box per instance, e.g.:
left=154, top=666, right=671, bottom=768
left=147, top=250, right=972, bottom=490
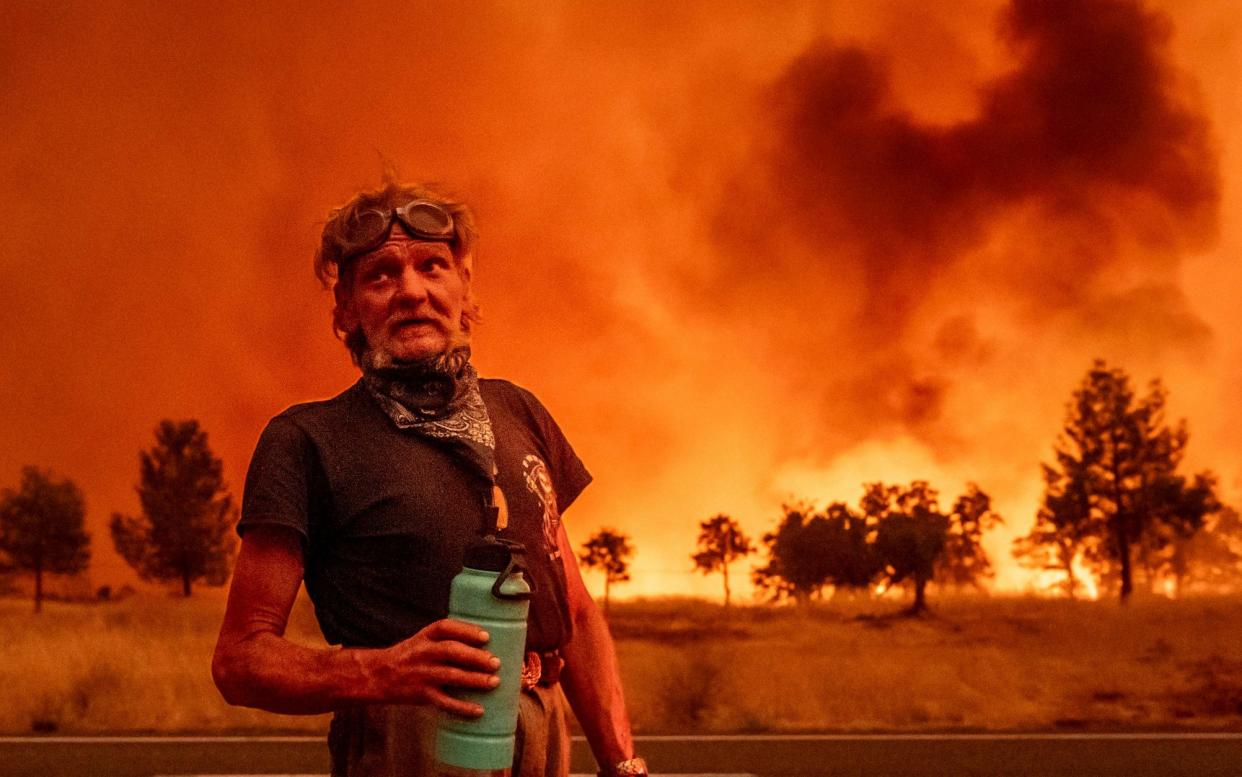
left=336, top=199, right=456, bottom=263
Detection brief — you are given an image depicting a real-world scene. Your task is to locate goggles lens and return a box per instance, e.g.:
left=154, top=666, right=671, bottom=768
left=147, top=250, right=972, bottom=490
left=399, top=201, right=454, bottom=237
left=347, top=209, right=392, bottom=246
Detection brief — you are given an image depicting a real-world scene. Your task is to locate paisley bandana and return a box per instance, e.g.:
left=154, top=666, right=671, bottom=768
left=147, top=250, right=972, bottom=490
left=360, top=345, right=496, bottom=484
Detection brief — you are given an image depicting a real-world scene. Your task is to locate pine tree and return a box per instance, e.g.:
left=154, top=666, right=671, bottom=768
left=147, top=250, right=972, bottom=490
left=1017, top=360, right=1217, bottom=603
left=110, top=420, right=237, bottom=596
left=0, top=467, right=91, bottom=612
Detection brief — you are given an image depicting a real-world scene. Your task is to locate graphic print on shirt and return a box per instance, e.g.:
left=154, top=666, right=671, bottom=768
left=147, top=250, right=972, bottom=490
left=522, top=454, right=562, bottom=560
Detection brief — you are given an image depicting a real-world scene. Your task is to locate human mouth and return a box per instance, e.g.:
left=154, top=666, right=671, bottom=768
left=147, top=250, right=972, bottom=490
left=391, top=317, right=439, bottom=334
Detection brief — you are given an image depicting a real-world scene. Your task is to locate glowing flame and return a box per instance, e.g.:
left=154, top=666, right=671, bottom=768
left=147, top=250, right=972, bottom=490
left=1072, top=554, right=1100, bottom=601
left=0, top=1, right=1238, bottom=600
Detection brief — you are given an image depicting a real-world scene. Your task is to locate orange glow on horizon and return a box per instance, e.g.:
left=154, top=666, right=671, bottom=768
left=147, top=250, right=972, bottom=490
left=1, top=0, right=1239, bottom=605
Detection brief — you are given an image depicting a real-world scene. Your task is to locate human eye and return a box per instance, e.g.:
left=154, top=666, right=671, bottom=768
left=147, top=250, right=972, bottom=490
left=360, top=259, right=397, bottom=284
left=421, top=254, right=451, bottom=274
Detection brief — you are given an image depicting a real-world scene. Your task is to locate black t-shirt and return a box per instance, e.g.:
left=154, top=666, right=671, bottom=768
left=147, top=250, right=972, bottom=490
left=238, top=378, right=591, bottom=652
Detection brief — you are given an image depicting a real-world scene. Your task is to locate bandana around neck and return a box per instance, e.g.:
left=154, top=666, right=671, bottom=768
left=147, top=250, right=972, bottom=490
left=360, top=345, right=496, bottom=483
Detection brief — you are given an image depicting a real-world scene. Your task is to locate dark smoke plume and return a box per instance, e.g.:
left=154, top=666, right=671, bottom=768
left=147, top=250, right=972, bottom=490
left=703, top=0, right=1218, bottom=451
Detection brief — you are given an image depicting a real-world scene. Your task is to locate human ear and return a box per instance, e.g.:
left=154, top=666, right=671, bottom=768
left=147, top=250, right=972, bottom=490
left=333, top=283, right=359, bottom=334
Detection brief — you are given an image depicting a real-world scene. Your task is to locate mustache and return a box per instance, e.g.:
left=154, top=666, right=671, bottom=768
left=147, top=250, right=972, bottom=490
left=389, top=314, right=444, bottom=329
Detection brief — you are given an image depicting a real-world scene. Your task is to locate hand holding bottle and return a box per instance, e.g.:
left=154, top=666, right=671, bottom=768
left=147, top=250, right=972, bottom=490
left=370, top=618, right=500, bottom=717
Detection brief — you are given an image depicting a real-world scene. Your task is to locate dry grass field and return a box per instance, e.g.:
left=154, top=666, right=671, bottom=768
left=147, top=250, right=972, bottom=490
left=0, top=590, right=323, bottom=734
left=608, top=596, right=1242, bottom=733
left=2, top=591, right=1240, bottom=734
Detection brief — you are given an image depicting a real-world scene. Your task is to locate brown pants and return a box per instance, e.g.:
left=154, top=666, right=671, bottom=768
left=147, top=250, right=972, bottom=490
left=329, top=684, right=570, bottom=777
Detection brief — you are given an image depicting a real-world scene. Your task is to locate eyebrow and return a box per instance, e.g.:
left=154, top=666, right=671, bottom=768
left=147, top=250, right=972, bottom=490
left=370, top=243, right=453, bottom=259
left=356, top=251, right=401, bottom=267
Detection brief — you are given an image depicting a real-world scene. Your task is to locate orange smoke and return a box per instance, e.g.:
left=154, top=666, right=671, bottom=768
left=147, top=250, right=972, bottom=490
left=0, top=0, right=1238, bottom=600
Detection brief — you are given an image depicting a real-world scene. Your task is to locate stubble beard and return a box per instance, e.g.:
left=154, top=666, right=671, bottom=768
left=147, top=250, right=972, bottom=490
left=360, top=322, right=471, bottom=371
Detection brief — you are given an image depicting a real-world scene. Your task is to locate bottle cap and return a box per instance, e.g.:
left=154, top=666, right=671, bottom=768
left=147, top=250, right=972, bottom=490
left=463, top=534, right=513, bottom=572
left=462, top=535, right=533, bottom=601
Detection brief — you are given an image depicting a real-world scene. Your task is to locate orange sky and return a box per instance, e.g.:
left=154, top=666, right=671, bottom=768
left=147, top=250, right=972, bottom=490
left=1, top=0, right=1238, bottom=600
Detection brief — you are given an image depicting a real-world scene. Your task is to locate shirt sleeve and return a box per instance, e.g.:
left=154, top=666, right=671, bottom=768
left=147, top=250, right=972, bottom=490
left=237, top=414, right=315, bottom=546
left=515, top=386, right=593, bottom=515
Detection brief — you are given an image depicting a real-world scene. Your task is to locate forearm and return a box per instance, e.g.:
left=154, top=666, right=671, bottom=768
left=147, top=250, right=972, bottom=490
left=559, top=600, right=635, bottom=768
left=213, top=632, right=384, bottom=715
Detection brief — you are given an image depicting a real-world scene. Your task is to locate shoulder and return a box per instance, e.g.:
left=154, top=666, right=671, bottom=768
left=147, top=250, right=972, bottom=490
left=478, top=377, right=583, bottom=455
left=270, top=380, right=372, bottom=431
left=480, top=379, right=591, bottom=512
left=478, top=377, right=560, bottom=428
left=479, top=377, right=542, bottom=409
left=249, top=381, right=375, bottom=458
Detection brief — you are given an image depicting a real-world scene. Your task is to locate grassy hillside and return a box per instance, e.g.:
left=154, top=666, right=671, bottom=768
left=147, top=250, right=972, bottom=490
left=606, top=596, right=1242, bottom=732
left=2, top=592, right=1240, bottom=734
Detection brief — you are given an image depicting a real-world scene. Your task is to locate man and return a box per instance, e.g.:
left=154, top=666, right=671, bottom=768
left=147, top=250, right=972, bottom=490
left=212, top=179, right=647, bottom=777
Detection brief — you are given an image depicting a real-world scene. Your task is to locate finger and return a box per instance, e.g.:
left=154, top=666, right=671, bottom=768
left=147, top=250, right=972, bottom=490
left=423, top=640, right=500, bottom=671
left=422, top=618, right=490, bottom=645
left=426, top=687, right=485, bottom=718
left=427, top=666, right=502, bottom=691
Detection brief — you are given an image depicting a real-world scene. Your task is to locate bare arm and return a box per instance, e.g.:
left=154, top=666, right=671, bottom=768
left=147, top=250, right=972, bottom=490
left=211, top=525, right=500, bottom=716
left=555, top=522, right=636, bottom=769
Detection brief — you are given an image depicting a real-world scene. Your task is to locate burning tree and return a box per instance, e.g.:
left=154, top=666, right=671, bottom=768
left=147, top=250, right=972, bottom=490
left=691, top=513, right=753, bottom=608
left=1171, top=505, right=1242, bottom=593
left=867, top=481, right=950, bottom=615
left=578, top=527, right=632, bottom=615
left=753, top=485, right=995, bottom=611
left=110, top=419, right=237, bottom=597
left=751, top=503, right=832, bottom=604
left=937, top=483, right=1004, bottom=589
left=1136, top=471, right=1221, bottom=594
left=1014, top=460, right=1099, bottom=599
left=818, top=501, right=885, bottom=597
left=1014, top=360, right=1219, bottom=603
left=0, top=466, right=91, bottom=612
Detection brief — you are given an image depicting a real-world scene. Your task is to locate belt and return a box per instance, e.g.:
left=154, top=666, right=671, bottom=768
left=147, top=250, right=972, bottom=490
left=520, top=650, right=563, bottom=690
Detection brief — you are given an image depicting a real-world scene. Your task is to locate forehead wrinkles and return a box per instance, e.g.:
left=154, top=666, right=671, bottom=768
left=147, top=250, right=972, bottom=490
left=364, top=237, right=454, bottom=263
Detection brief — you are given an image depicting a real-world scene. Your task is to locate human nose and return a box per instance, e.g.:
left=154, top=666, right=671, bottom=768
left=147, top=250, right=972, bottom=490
left=392, top=265, right=429, bottom=306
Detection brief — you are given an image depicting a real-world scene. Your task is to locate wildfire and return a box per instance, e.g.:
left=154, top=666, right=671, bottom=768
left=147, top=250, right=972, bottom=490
left=1072, top=554, right=1100, bottom=601
left=0, top=0, right=1238, bottom=602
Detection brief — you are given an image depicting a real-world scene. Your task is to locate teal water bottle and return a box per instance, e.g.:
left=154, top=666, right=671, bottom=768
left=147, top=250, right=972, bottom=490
left=436, top=535, right=533, bottom=772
